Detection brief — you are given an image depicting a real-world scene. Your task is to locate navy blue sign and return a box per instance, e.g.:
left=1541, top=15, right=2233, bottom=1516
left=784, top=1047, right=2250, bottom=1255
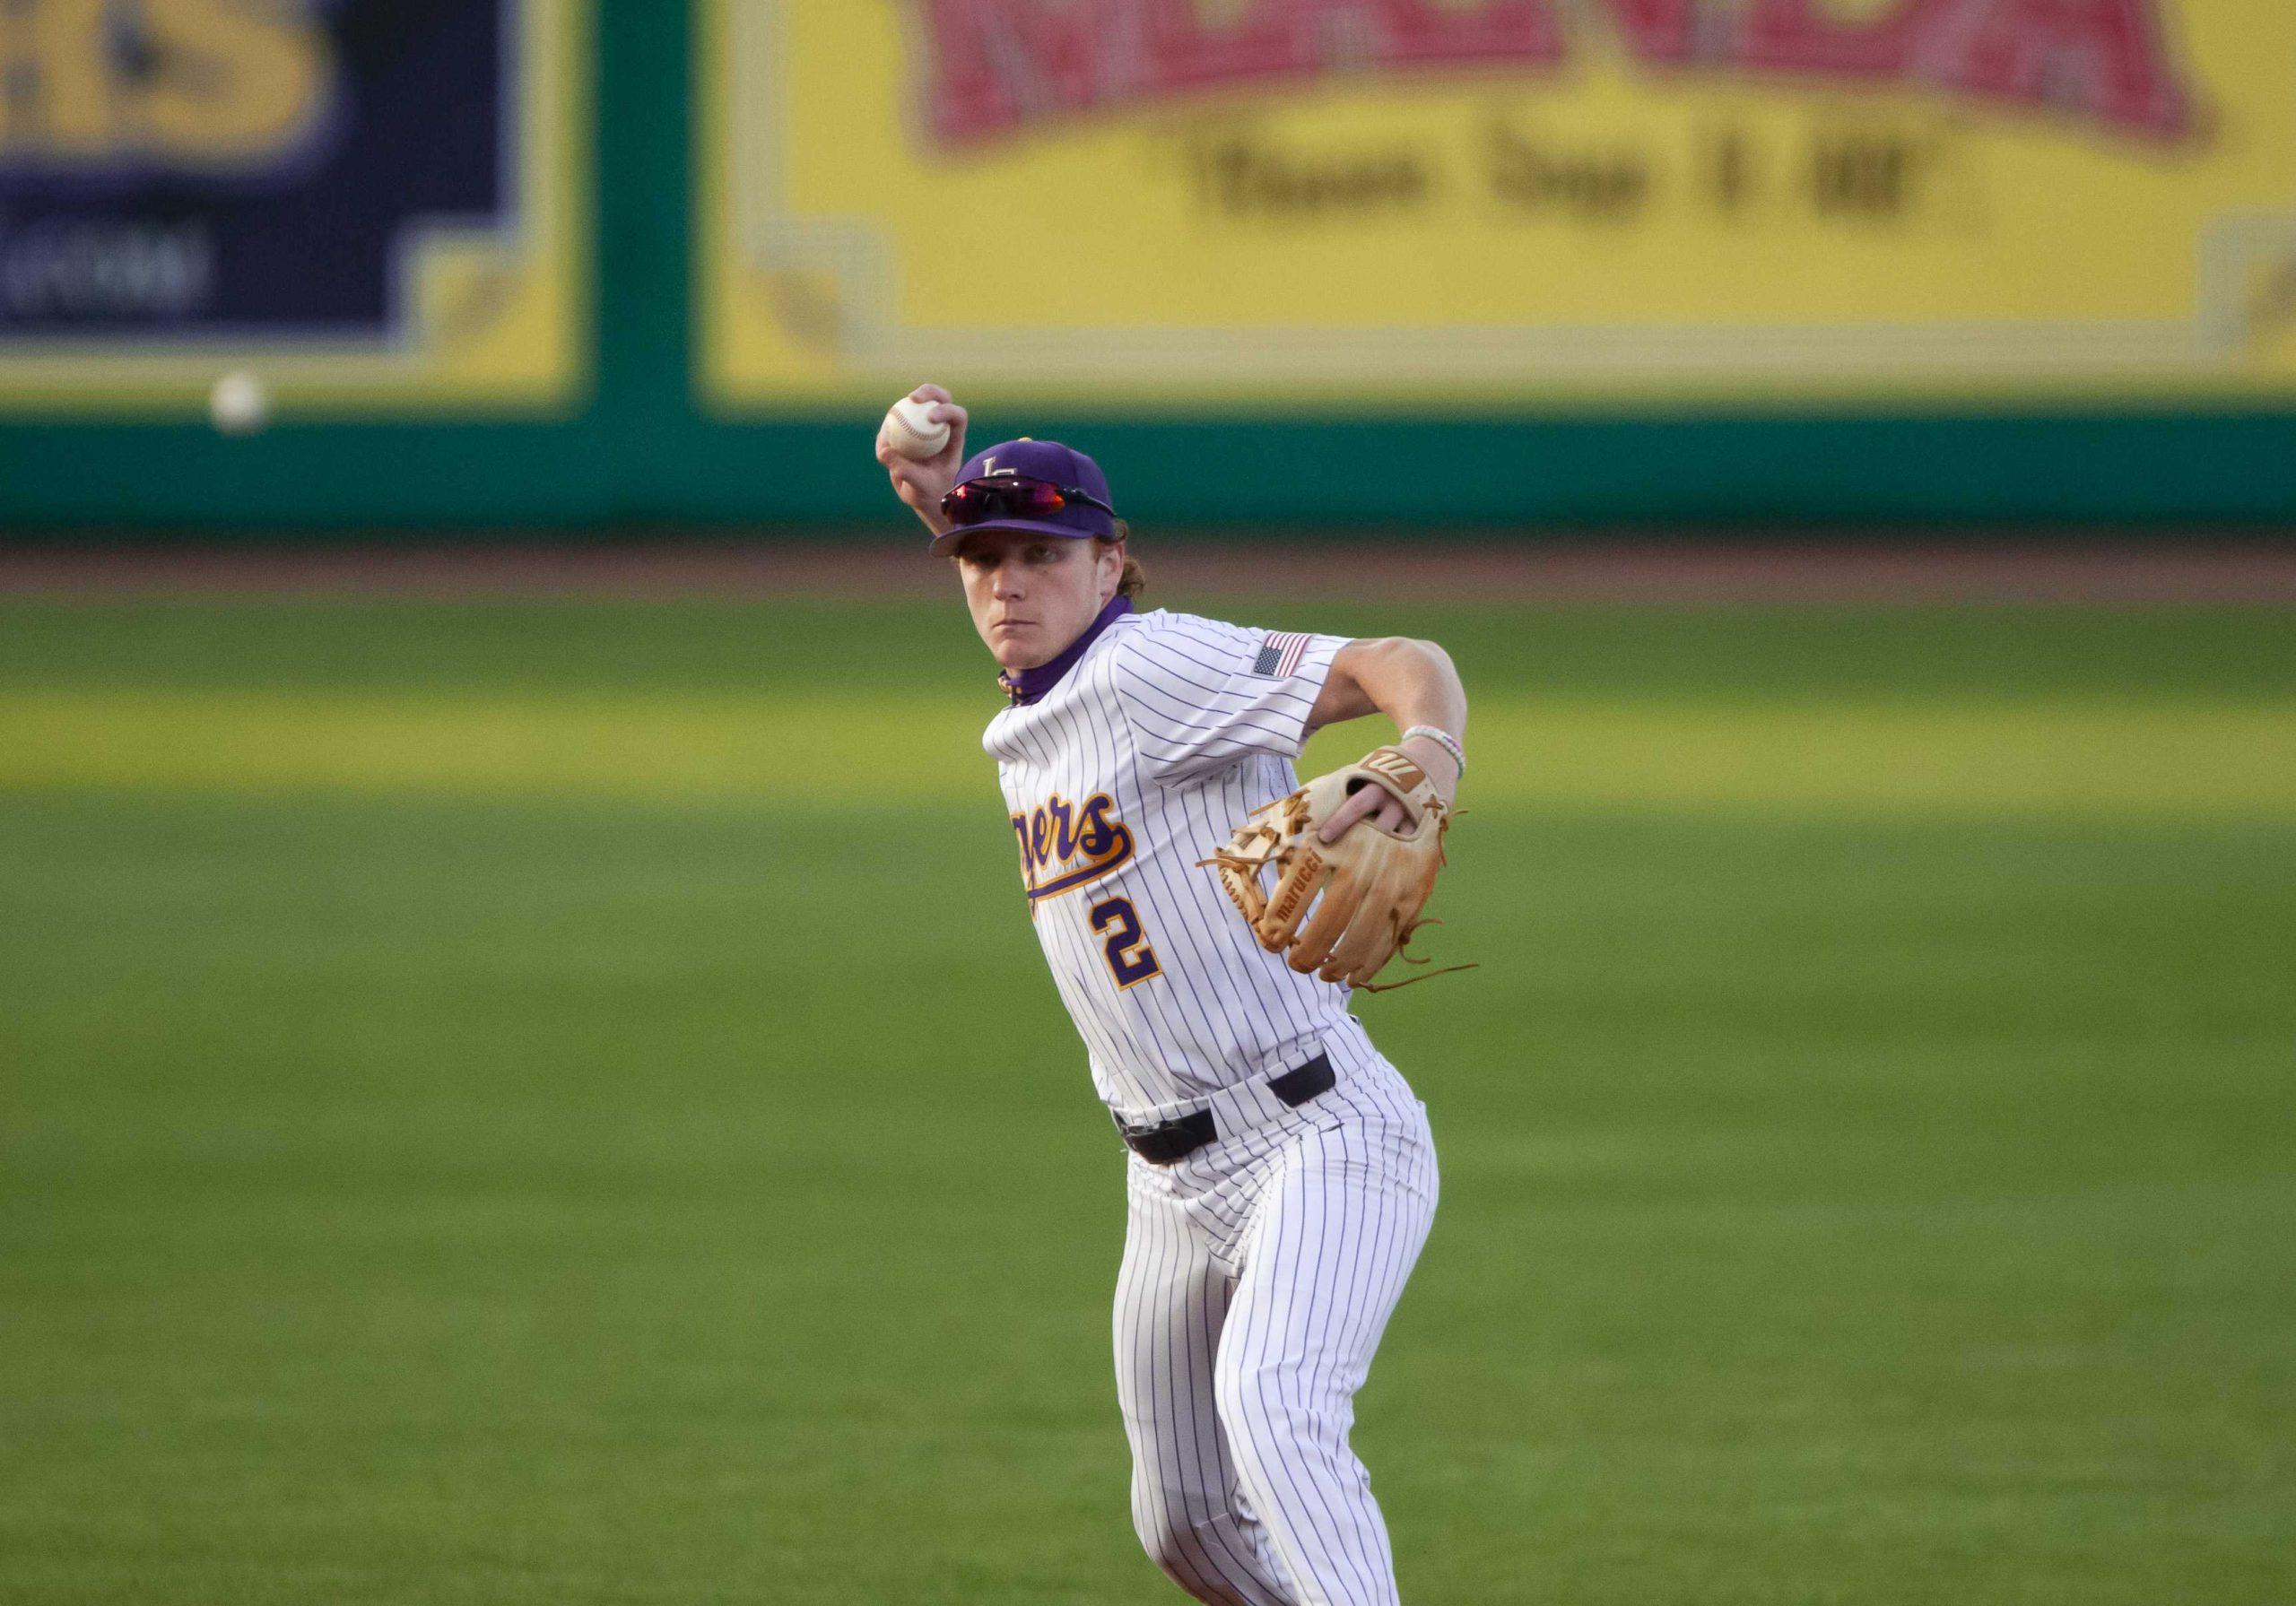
left=0, top=0, right=510, bottom=339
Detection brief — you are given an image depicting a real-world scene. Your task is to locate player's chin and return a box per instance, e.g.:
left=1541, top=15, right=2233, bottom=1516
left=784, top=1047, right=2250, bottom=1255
left=986, top=624, right=1045, bottom=667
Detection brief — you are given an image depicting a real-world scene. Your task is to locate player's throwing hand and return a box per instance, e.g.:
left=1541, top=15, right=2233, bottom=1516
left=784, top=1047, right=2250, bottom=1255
left=874, top=383, right=969, bottom=535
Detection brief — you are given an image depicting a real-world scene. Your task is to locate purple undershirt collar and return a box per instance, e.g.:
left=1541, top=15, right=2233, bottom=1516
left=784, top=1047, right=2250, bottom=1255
left=1000, top=595, right=1134, bottom=706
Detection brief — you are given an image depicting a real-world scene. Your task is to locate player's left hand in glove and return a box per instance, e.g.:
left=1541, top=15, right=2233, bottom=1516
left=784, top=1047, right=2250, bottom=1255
left=1201, top=746, right=1474, bottom=991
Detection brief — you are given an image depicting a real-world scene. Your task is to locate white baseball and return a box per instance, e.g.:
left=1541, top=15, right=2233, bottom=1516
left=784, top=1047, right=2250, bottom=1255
left=879, top=395, right=951, bottom=460
left=210, top=371, right=270, bottom=436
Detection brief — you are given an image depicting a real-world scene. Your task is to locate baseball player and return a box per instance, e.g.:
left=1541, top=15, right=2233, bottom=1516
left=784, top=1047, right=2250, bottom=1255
left=878, top=385, right=1468, bottom=1606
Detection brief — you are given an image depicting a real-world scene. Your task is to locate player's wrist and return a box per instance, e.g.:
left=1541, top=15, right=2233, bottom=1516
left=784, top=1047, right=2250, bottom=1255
left=1396, top=729, right=1463, bottom=801
left=905, top=482, right=954, bottom=535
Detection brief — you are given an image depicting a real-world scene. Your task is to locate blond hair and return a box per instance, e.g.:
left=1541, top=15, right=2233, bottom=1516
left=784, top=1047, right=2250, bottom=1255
left=1101, top=521, right=1145, bottom=599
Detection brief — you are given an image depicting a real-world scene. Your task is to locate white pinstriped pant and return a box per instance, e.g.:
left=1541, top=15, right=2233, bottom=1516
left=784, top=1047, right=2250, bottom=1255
left=1113, top=1057, right=1438, bottom=1606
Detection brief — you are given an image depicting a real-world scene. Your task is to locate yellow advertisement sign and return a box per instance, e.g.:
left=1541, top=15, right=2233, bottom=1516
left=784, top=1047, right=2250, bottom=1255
left=701, top=0, right=2296, bottom=411
left=0, top=0, right=588, bottom=417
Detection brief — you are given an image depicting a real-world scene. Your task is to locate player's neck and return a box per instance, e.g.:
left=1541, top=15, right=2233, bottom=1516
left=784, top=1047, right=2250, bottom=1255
left=999, top=595, right=1134, bottom=707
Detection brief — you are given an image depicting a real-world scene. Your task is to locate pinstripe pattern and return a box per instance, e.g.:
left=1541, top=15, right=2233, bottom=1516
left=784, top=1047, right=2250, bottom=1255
left=1118, top=1058, right=1437, bottom=1606
left=988, top=610, right=1354, bottom=1116
left=983, top=609, right=1439, bottom=1604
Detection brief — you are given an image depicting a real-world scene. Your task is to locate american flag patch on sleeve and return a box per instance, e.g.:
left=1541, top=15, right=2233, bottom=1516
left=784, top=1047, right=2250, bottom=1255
left=1251, top=631, right=1312, bottom=679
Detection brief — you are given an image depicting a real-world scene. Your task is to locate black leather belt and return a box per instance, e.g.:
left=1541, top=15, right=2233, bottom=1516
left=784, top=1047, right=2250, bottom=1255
left=1115, top=1053, right=1335, bottom=1166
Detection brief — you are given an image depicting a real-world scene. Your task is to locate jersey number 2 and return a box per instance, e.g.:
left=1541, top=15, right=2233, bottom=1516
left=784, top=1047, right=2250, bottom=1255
left=1090, top=897, right=1163, bottom=990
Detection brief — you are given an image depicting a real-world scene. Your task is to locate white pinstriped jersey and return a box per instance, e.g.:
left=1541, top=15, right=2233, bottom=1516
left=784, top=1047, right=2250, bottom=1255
left=985, top=607, right=1362, bottom=1121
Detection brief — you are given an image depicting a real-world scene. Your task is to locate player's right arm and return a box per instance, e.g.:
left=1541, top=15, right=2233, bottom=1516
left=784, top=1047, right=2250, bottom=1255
left=875, top=383, right=970, bottom=537
left=1303, top=636, right=1467, bottom=840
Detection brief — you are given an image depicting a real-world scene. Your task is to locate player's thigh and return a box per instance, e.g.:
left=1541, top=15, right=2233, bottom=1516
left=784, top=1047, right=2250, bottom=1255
left=1222, top=1115, right=1438, bottom=1409
left=1114, top=1161, right=1231, bottom=1437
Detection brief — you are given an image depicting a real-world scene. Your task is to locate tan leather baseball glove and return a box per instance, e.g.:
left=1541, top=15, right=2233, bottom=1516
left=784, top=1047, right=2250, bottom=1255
left=1200, top=746, right=1473, bottom=991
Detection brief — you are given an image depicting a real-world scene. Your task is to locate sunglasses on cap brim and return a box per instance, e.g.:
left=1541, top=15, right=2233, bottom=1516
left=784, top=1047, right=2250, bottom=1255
left=940, top=474, right=1118, bottom=525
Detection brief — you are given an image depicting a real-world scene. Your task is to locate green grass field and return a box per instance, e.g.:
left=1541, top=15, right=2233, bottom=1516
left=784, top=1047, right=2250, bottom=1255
left=4, top=595, right=2292, bottom=1605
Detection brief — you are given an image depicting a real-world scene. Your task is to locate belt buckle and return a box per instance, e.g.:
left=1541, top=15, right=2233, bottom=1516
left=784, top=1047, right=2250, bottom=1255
left=1117, top=1106, right=1213, bottom=1166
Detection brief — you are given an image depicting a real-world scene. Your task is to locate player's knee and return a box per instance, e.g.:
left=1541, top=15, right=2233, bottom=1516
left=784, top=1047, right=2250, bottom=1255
left=1213, top=1353, right=1350, bottom=1462
left=1134, top=1518, right=1199, bottom=1586
left=1131, top=1471, right=1185, bottom=1558
left=1131, top=1486, right=1266, bottom=1606
left=1129, top=1489, right=1215, bottom=1598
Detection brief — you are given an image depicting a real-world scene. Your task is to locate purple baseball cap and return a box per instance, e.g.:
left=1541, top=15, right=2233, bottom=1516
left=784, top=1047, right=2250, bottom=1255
left=927, top=438, right=1120, bottom=557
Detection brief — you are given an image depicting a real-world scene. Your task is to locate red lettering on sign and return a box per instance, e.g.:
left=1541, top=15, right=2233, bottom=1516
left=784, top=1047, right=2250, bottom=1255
left=1740, top=0, right=1941, bottom=78
left=1591, top=0, right=1700, bottom=65
left=1923, top=0, right=2191, bottom=137
left=913, top=0, right=2197, bottom=147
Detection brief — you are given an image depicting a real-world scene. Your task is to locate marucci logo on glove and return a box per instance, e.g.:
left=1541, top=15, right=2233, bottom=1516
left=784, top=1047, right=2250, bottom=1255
left=1264, top=847, right=1323, bottom=928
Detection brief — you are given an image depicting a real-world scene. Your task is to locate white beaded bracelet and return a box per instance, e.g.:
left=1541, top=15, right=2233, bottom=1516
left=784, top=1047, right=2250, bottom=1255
left=1399, top=724, right=1466, bottom=777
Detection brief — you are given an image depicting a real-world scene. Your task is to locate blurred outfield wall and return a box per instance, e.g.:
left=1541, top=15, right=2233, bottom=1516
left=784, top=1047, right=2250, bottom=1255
left=3, top=0, right=2295, bottom=531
